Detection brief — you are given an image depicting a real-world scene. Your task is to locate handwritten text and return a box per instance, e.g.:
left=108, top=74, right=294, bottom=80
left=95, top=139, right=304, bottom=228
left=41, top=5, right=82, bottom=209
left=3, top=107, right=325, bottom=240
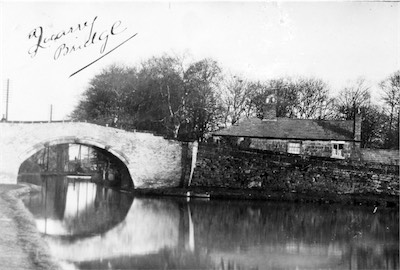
left=28, top=16, right=126, bottom=60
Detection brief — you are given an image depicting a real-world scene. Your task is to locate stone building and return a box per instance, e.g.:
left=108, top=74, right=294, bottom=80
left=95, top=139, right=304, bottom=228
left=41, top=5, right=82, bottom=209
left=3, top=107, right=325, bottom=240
left=213, top=95, right=361, bottom=160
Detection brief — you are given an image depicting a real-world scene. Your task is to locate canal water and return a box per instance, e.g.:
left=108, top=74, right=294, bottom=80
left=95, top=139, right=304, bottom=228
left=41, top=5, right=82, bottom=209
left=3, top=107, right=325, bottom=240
left=20, top=176, right=398, bottom=270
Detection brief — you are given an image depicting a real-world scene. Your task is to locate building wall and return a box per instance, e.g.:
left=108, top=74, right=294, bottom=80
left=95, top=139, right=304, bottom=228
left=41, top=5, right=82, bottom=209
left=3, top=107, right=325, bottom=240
left=302, top=140, right=353, bottom=159
left=249, top=138, right=287, bottom=153
left=301, top=140, right=332, bottom=157
left=191, top=144, right=399, bottom=197
left=248, top=138, right=356, bottom=160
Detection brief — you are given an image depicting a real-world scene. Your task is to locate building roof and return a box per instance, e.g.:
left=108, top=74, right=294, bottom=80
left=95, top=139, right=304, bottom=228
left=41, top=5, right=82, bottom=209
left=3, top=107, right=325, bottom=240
left=213, top=117, right=357, bottom=141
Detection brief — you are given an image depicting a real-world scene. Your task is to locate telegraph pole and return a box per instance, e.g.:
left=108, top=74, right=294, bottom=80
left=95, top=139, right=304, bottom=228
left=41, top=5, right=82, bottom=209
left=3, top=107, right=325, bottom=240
left=49, top=104, right=53, bottom=122
left=5, top=79, right=9, bottom=121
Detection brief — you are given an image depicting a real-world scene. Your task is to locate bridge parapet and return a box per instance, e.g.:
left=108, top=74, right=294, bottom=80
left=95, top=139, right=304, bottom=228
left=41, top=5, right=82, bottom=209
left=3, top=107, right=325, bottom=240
left=0, top=122, right=184, bottom=188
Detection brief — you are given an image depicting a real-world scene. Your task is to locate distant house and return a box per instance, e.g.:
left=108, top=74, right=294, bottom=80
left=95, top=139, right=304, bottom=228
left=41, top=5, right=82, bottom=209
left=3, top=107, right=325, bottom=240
left=213, top=94, right=361, bottom=160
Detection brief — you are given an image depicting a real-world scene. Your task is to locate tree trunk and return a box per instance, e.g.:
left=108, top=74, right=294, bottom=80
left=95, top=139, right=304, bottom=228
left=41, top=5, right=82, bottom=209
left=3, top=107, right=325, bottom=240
left=172, top=123, right=180, bottom=139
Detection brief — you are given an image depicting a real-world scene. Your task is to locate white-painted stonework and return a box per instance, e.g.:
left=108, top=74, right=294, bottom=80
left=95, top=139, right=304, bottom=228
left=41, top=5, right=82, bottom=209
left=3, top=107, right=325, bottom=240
left=0, top=122, right=183, bottom=188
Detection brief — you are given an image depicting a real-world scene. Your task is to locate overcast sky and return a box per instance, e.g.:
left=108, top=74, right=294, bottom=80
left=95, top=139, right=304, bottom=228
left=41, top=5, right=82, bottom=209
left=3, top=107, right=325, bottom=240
left=0, top=1, right=399, bottom=121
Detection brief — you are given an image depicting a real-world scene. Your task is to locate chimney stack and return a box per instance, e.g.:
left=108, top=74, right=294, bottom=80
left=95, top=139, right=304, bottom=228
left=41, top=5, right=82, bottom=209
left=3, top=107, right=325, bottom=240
left=263, top=94, right=277, bottom=121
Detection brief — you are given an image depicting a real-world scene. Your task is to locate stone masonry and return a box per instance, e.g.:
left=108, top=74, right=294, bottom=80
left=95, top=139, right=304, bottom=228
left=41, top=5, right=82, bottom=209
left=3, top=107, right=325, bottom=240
left=192, top=144, right=399, bottom=196
left=0, top=122, right=183, bottom=188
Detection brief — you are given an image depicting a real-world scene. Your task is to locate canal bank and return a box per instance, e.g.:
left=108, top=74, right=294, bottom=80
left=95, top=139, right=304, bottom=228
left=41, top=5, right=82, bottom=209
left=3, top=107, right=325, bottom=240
left=124, top=186, right=399, bottom=208
left=0, top=184, right=60, bottom=270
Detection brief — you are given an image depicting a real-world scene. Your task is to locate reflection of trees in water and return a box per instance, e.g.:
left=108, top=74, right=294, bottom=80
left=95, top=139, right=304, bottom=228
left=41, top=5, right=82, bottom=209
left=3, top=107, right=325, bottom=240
left=57, top=184, right=133, bottom=240
left=189, top=200, right=399, bottom=269
left=22, top=177, right=134, bottom=240
left=345, top=245, right=399, bottom=270
left=21, top=176, right=68, bottom=220
left=190, top=201, right=398, bottom=246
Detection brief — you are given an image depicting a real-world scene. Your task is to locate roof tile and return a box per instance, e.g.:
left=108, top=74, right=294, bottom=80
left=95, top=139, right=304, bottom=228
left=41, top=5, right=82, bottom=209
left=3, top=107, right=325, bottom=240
left=213, top=117, right=355, bottom=141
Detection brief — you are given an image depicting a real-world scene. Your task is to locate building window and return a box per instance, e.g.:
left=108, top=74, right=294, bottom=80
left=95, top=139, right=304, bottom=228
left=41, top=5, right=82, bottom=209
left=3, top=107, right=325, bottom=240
left=331, top=141, right=345, bottom=159
left=287, top=142, right=301, bottom=154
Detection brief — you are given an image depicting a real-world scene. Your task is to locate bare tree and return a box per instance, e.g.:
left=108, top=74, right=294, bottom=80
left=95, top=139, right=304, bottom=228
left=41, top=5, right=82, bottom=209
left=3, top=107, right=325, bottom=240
left=332, top=78, right=388, bottom=148
left=248, top=78, right=296, bottom=119
left=380, top=71, right=400, bottom=148
left=248, top=77, right=332, bottom=120
left=360, top=105, right=388, bottom=148
left=335, top=78, right=371, bottom=120
left=291, top=77, right=333, bottom=119
left=137, top=55, right=193, bottom=138
left=221, top=75, right=254, bottom=126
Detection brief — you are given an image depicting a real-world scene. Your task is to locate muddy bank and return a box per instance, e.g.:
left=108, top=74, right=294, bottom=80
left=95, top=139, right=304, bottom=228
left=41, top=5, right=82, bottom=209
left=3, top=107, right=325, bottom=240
left=0, top=184, right=61, bottom=270
left=122, top=186, right=399, bottom=208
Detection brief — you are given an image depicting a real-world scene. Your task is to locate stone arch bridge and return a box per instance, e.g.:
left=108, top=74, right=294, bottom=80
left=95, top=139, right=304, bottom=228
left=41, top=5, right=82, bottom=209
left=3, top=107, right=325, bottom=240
left=0, top=122, right=186, bottom=188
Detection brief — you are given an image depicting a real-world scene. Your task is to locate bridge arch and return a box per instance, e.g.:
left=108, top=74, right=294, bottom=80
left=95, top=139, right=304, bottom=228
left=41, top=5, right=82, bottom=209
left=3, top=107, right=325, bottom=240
left=17, top=136, right=134, bottom=186
left=1, top=122, right=184, bottom=188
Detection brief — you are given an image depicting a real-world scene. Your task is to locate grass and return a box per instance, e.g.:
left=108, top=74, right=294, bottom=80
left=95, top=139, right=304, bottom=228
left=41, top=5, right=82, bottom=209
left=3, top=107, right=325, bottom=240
left=2, top=184, right=61, bottom=270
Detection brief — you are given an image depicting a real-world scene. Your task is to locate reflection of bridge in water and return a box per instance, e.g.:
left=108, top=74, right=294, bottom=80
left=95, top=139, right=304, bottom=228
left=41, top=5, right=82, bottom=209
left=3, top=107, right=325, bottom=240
left=21, top=177, right=399, bottom=270
left=22, top=178, right=134, bottom=238
left=22, top=178, right=202, bottom=269
left=47, top=199, right=195, bottom=260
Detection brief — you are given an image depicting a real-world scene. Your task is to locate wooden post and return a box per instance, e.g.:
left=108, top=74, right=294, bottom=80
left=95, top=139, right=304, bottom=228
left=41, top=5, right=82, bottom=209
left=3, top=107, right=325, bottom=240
left=5, top=79, right=9, bottom=121
left=44, top=177, right=48, bottom=234
left=49, top=104, right=53, bottom=123
left=46, top=145, right=50, bottom=171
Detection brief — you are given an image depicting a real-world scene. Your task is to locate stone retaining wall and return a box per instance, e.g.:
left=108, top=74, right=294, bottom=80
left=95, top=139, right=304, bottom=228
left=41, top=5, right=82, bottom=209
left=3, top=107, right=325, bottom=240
left=191, top=144, right=399, bottom=196
left=361, top=149, right=399, bottom=165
